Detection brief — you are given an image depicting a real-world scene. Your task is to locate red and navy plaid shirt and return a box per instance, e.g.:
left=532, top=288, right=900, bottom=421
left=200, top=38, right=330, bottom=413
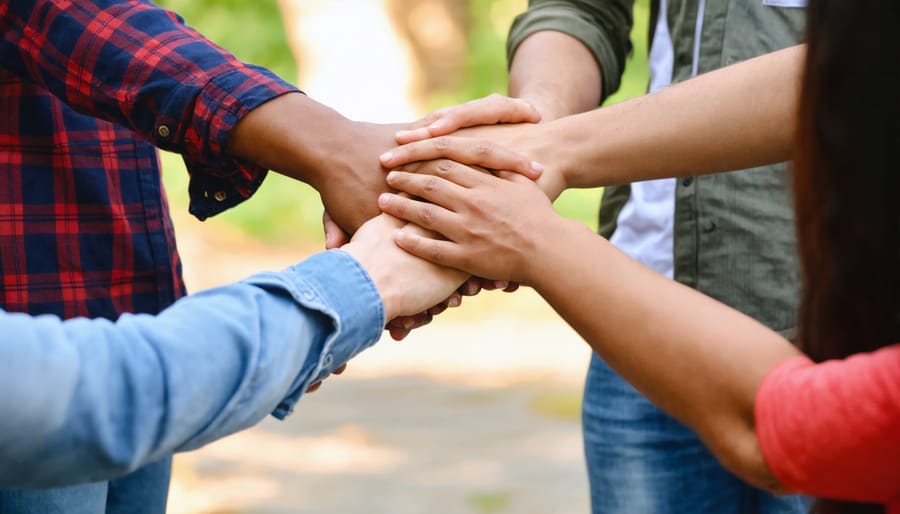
left=0, top=0, right=297, bottom=319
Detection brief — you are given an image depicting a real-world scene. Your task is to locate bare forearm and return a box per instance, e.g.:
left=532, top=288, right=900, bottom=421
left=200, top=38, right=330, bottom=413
left=228, top=92, right=352, bottom=188
left=526, top=45, right=805, bottom=188
left=527, top=217, right=800, bottom=488
left=228, top=93, right=404, bottom=233
left=509, top=31, right=603, bottom=120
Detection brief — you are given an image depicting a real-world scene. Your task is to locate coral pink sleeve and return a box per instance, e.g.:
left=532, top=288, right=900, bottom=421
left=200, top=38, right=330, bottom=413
left=755, top=345, right=900, bottom=507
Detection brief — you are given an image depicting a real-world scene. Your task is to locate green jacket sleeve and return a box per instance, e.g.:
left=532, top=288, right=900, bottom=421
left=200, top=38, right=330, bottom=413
left=507, top=0, right=634, bottom=102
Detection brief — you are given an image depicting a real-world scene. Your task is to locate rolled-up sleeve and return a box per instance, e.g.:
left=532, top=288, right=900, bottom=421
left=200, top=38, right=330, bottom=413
left=0, top=250, right=384, bottom=488
left=507, top=0, right=634, bottom=102
left=0, top=0, right=299, bottom=219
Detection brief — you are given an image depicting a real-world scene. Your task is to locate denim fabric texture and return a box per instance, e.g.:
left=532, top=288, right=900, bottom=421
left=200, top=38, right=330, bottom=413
left=0, top=251, right=384, bottom=494
left=583, top=354, right=811, bottom=514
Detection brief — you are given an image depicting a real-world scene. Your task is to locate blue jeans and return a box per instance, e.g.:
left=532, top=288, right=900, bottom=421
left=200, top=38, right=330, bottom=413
left=582, top=354, right=810, bottom=514
left=0, top=457, right=171, bottom=514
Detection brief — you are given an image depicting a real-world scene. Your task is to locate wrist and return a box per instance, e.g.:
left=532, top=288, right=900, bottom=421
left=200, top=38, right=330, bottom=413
left=509, top=122, right=568, bottom=199
left=525, top=216, right=591, bottom=290
left=512, top=90, right=569, bottom=123
left=228, top=92, right=356, bottom=187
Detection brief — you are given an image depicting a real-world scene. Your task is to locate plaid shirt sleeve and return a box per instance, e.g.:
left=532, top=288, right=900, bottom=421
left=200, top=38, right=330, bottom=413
left=0, top=0, right=300, bottom=219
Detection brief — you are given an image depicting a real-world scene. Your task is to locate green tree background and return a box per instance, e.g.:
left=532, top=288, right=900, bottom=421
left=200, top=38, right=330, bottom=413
left=155, top=0, right=650, bottom=245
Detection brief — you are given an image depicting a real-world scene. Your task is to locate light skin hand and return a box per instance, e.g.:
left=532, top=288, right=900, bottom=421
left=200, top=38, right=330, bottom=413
left=394, top=93, right=542, bottom=145
left=325, top=206, right=466, bottom=341
left=340, top=214, right=468, bottom=322
left=381, top=135, right=564, bottom=201
left=377, top=164, right=560, bottom=284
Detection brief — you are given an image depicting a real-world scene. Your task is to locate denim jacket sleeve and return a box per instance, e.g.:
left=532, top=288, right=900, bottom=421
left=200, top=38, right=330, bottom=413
left=0, top=0, right=299, bottom=219
left=0, top=250, right=384, bottom=488
left=507, top=0, right=634, bottom=102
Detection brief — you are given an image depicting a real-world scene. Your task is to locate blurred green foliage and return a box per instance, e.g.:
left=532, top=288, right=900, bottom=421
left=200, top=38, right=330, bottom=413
left=155, top=0, right=295, bottom=81
left=157, top=0, right=650, bottom=245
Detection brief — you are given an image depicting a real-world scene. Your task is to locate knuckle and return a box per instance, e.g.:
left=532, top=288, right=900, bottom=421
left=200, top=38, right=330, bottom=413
left=422, top=176, right=439, bottom=193
left=474, top=141, right=493, bottom=157
left=419, top=205, right=438, bottom=227
left=435, top=159, right=453, bottom=176
left=432, top=137, right=450, bottom=152
left=428, top=244, right=445, bottom=262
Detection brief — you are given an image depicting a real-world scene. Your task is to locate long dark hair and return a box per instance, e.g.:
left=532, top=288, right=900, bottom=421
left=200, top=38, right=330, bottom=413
left=793, top=1, right=900, bottom=513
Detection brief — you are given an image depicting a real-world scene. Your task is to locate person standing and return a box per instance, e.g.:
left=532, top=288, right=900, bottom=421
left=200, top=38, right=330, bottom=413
left=0, top=0, right=411, bottom=512
left=504, top=1, right=808, bottom=512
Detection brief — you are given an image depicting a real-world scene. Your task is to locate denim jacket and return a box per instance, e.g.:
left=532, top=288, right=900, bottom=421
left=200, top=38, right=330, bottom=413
left=0, top=250, right=384, bottom=487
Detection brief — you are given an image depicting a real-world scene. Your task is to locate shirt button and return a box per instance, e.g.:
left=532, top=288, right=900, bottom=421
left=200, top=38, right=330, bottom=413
left=682, top=177, right=694, bottom=187
left=157, top=125, right=171, bottom=138
left=322, top=354, right=333, bottom=367
left=703, top=220, right=717, bottom=233
left=213, top=191, right=227, bottom=202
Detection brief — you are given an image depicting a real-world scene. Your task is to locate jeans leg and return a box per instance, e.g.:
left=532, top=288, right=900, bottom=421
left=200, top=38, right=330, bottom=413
left=0, top=482, right=108, bottom=514
left=582, top=353, right=749, bottom=514
left=756, top=490, right=812, bottom=514
left=105, top=457, right=171, bottom=514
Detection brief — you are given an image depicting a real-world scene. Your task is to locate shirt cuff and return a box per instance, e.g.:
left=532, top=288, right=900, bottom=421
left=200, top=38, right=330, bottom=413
left=507, top=6, right=624, bottom=102
left=258, top=250, right=386, bottom=419
left=169, top=65, right=299, bottom=220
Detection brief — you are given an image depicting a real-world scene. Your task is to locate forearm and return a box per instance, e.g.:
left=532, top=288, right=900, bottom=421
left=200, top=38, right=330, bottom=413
left=0, top=252, right=383, bottom=487
left=527, top=217, right=800, bottom=488
left=228, top=92, right=355, bottom=188
left=509, top=31, right=602, bottom=120
left=527, top=45, right=805, bottom=188
left=228, top=92, right=406, bottom=233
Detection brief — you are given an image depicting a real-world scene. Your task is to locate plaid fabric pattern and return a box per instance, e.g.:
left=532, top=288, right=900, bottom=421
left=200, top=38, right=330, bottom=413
left=0, top=0, right=297, bottom=319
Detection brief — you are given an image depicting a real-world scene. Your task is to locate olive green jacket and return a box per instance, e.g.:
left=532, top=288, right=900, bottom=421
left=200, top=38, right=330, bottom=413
left=508, top=0, right=806, bottom=335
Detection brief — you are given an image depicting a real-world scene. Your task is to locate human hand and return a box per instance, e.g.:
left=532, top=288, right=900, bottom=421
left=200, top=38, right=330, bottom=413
left=324, top=210, right=465, bottom=340
left=313, top=121, right=408, bottom=234
left=341, top=214, right=468, bottom=321
left=395, top=93, right=542, bottom=144
left=322, top=210, right=349, bottom=250
left=376, top=162, right=563, bottom=284
left=380, top=133, right=565, bottom=200
left=382, top=277, right=518, bottom=340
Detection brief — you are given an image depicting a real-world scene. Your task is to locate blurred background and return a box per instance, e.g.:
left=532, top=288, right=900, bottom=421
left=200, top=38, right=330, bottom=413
left=154, top=0, right=649, bottom=512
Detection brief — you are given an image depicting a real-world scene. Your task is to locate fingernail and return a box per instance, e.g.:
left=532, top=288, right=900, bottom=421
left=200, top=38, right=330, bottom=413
left=380, top=151, right=393, bottom=163
left=378, top=193, right=391, bottom=208
left=448, top=295, right=461, bottom=308
left=531, top=161, right=544, bottom=173
left=402, top=318, right=415, bottom=330
left=494, top=281, right=509, bottom=290
left=386, top=171, right=398, bottom=181
left=394, top=230, right=407, bottom=241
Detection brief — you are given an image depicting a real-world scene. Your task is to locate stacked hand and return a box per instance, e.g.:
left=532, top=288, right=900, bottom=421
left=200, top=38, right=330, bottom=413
left=321, top=94, right=551, bottom=339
